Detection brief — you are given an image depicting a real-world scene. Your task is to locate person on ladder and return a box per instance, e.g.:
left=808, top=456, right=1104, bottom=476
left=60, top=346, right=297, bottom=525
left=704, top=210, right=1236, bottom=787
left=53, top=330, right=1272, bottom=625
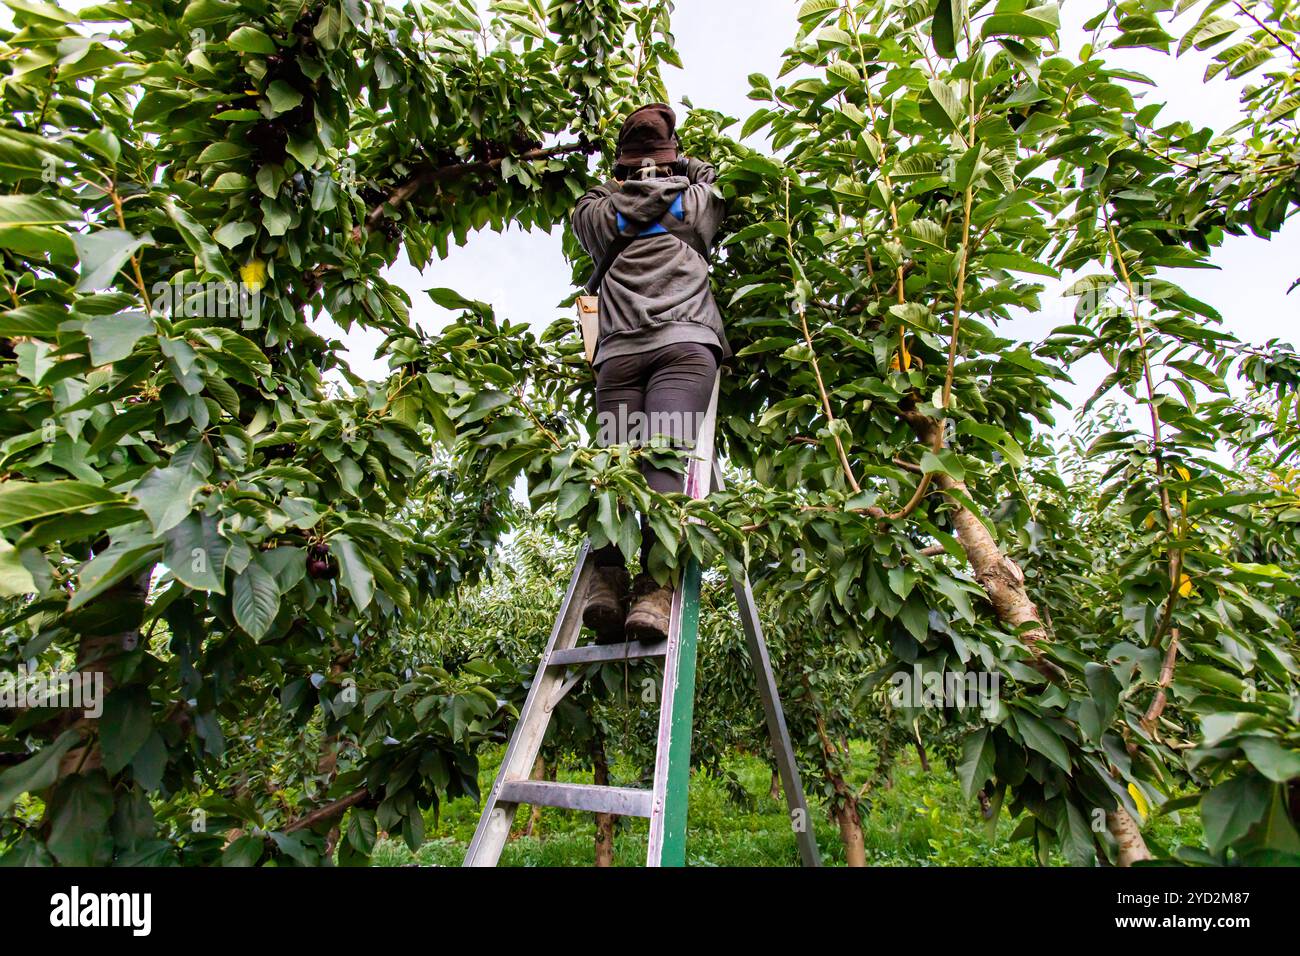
left=571, top=103, right=731, bottom=645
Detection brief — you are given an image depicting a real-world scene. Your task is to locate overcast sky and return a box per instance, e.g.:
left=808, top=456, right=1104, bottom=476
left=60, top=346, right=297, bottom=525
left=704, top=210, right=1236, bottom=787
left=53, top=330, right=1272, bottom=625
left=322, top=0, right=1298, bottom=433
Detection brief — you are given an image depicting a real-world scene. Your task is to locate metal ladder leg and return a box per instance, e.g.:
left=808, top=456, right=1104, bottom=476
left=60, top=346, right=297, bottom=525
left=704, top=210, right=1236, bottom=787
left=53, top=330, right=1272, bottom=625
left=463, top=542, right=596, bottom=866
left=645, top=558, right=703, bottom=866
left=714, top=461, right=822, bottom=867
left=646, top=375, right=720, bottom=866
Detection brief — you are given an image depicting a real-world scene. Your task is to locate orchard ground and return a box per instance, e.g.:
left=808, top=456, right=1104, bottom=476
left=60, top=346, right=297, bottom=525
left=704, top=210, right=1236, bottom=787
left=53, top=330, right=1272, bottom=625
left=373, top=745, right=1201, bottom=867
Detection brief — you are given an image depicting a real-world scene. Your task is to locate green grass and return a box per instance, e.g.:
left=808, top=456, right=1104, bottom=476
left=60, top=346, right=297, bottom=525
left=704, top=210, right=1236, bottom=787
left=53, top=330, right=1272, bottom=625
left=371, top=743, right=1202, bottom=867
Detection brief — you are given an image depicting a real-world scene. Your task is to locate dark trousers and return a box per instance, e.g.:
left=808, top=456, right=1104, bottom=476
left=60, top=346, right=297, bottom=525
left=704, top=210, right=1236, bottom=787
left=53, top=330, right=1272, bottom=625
left=591, top=342, right=719, bottom=571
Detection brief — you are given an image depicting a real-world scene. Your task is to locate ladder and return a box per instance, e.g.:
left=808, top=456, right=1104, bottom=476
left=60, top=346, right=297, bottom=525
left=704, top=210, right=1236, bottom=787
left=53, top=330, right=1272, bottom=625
left=463, top=376, right=820, bottom=867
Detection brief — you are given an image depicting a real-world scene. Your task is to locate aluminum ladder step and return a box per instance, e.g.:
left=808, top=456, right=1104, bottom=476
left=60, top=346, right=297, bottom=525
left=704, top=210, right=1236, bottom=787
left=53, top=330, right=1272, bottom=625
left=547, top=638, right=667, bottom=667
left=497, top=780, right=653, bottom=817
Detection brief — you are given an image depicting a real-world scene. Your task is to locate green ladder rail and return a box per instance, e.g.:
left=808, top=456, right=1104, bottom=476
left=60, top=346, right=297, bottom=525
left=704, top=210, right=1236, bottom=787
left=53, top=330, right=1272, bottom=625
left=463, top=376, right=820, bottom=868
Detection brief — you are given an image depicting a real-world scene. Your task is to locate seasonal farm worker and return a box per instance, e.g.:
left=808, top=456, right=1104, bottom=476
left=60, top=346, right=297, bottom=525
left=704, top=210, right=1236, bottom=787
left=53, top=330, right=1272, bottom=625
left=571, top=102, right=730, bottom=644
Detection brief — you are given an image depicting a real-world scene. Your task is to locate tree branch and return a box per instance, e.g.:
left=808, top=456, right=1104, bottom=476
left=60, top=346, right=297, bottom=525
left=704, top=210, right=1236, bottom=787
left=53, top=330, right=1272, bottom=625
left=1107, top=214, right=1187, bottom=731
left=363, top=140, right=594, bottom=233
left=284, top=787, right=370, bottom=833
left=1232, top=0, right=1300, bottom=62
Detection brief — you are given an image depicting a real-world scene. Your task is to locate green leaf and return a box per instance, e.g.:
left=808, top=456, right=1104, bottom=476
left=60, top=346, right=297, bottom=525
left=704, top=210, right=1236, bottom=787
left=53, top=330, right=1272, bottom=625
left=0, top=225, right=74, bottom=259
left=223, top=834, right=265, bottom=866
left=266, top=80, right=303, bottom=114
left=213, top=220, right=256, bottom=249
left=0, top=480, right=124, bottom=529
left=69, top=538, right=159, bottom=611
left=957, top=729, right=994, bottom=799
left=931, top=0, right=957, bottom=59
left=0, top=193, right=77, bottom=227
left=347, top=807, right=378, bottom=855
left=313, top=5, right=344, bottom=48
left=165, top=199, right=233, bottom=281
left=46, top=772, right=115, bottom=866
left=3, top=0, right=75, bottom=24
left=232, top=559, right=280, bottom=640
left=898, top=595, right=929, bottom=641
left=920, top=448, right=964, bottom=480
left=796, top=0, right=838, bottom=26
left=1062, top=801, right=1097, bottom=866
left=1240, top=738, right=1300, bottom=784
left=826, top=59, right=861, bottom=86
left=957, top=421, right=1027, bottom=468
left=1012, top=711, right=1071, bottom=772
left=927, top=78, right=962, bottom=129
left=554, top=482, right=588, bottom=521
left=83, top=128, right=120, bottom=165
left=73, top=229, right=154, bottom=292
left=1202, top=772, right=1271, bottom=855
left=334, top=535, right=374, bottom=611
left=932, top=573, right=976, bottom=623
left=162, top=512, right=229, bottom=592
left=261, top=545, right=306, bottom=594
left=229, top=25, right=277, bottom=54
left=82, top=310, right=153, bottom=365
left=0, top=538, right=37, bottom=596
left=212, top=171, right=253, bottom=193
left=0, top=304, right=66, bottom=338
left=0, top=730, right=80, bottom=813
left=100, top=687, right=153, bottom=776
left=1078, top=662, right=1121, bottom=742
left=737, top=336, right=797, bottom=357
left=982, top=5, right=1060, bottom=40
left=198, top=142, right=251, bottom=164
left=131, top=442, right=214, bottom=535
left=131, top=731, right=168, bottom=792
left=285, top=136, right=319, bottom=168
left=425, top=287, right=489, bottom=312
left=981, top=251, right=1059, bottom=278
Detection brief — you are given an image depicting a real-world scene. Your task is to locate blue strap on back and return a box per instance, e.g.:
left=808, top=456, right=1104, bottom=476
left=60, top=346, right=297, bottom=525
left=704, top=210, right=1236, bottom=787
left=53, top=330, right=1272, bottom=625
left=615, top=192, right=685, bottom=235
left=588, top=192, right=704, bottom=294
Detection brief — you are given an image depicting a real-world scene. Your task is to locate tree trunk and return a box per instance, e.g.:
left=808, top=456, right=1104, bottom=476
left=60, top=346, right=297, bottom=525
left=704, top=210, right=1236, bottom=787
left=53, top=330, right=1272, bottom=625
left=833, top=794, right=867, bottom=867
left=913, top=737, right=930, bottom=773
left=324, top=825, right=342, bottom=858
left=769, top=767, right=781, bottom=801
left=804, top=682, right=867, bottom=866
left=936, top=473, right=1054, bottom=660
left=898, top=409, right=1060, bottom=679
left=591, top=733, right=615, bottom=867
left=1107, top=807, right=1152, bottom=866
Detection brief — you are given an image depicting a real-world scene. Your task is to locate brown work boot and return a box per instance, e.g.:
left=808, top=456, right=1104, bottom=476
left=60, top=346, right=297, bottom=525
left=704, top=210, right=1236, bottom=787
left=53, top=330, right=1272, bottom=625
left=584, top=565, right=631, bottom=644
left=624, top=574, right=673, bottom=643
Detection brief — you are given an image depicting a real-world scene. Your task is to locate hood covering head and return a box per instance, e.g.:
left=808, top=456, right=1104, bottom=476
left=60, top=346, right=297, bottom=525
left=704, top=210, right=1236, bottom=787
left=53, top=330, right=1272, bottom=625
left=615, top=103, right=679, bottom=167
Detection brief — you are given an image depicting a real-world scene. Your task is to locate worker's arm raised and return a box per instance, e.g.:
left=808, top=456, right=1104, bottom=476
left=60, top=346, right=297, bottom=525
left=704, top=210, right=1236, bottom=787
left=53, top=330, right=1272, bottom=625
left=680, top=158, right=725, bottom=250
left=572, top=180, right=621, bottom=262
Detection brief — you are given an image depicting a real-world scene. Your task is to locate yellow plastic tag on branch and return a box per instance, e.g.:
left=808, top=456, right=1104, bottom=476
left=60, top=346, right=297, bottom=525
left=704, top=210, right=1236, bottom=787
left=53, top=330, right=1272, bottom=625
left=889, top=336, right=913, bottom=372
left=1177, top=574, right=1193, bottom=598
left=1127, top=783, right=1149, bottom=821
left=241, top=260, right=267, bottom=293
